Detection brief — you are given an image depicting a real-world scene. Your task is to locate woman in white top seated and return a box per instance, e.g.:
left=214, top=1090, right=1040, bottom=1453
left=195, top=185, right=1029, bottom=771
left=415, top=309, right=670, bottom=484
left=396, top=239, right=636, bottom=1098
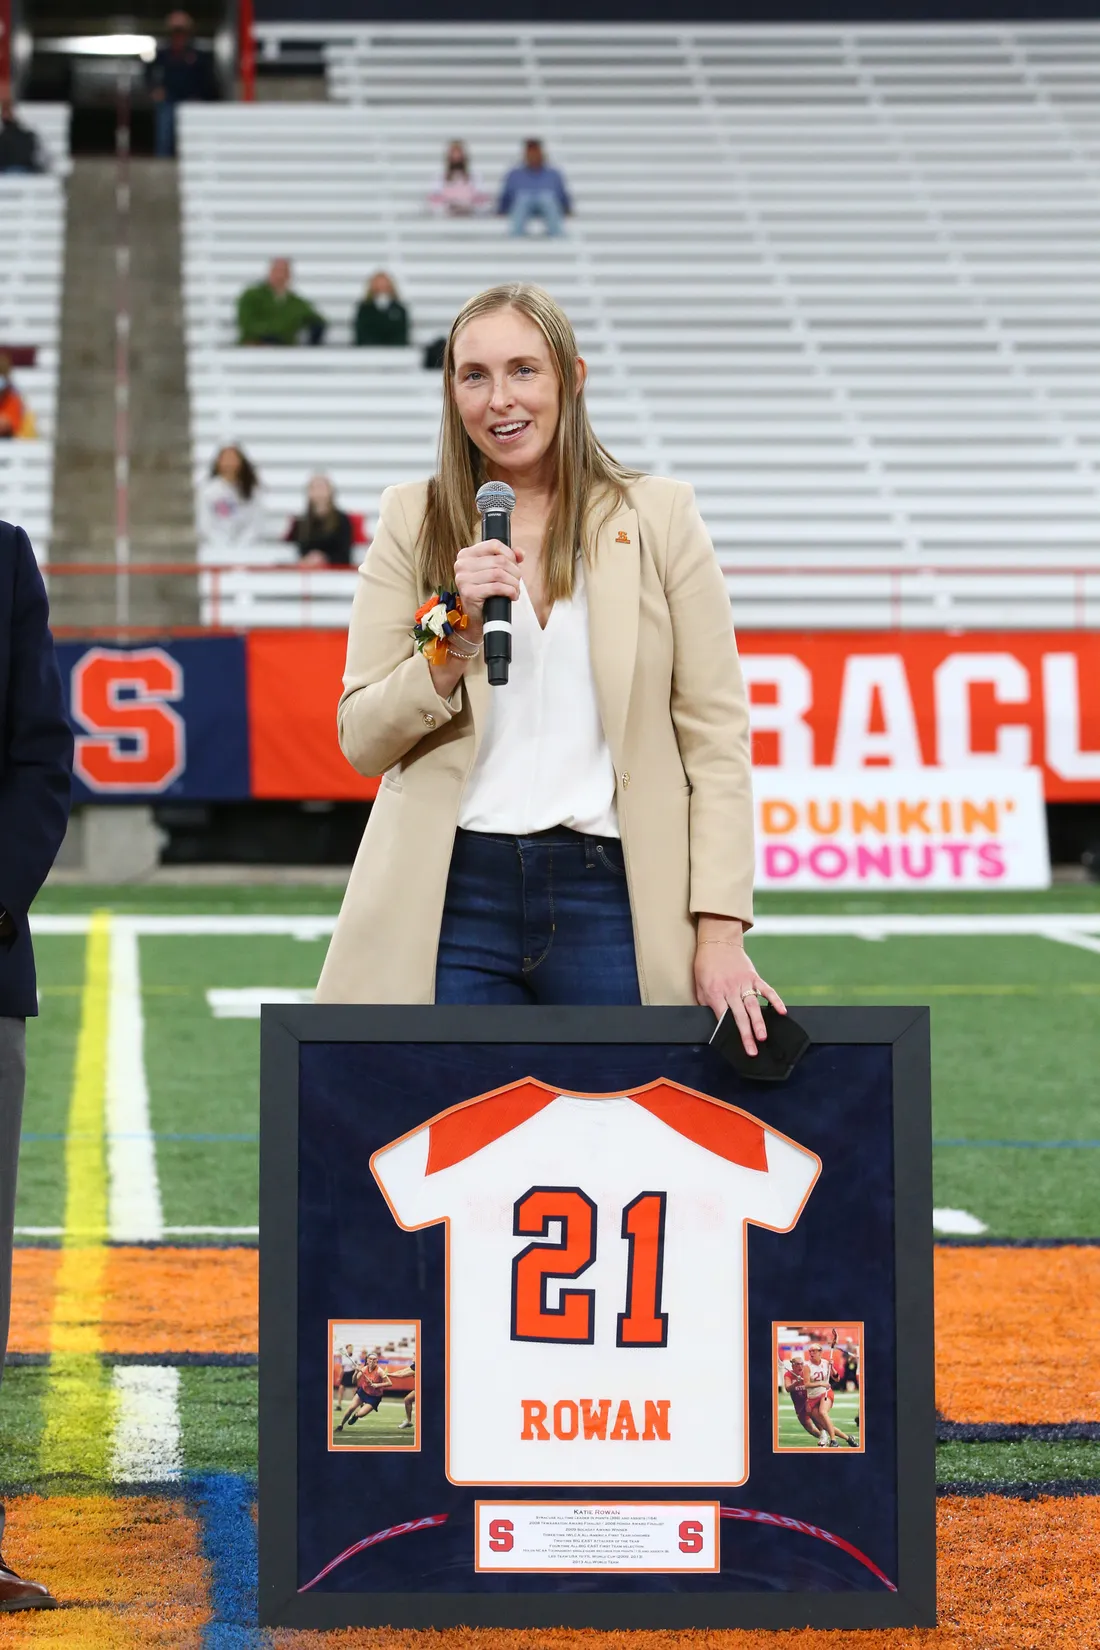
left=198, top=444, right=265, bottom=547
left=317, top=282, right=783, bottom=1056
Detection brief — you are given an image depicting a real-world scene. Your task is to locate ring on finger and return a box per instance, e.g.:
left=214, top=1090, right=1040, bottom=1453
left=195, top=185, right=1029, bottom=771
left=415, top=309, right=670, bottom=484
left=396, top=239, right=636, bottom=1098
left=740, top=986, right=759, bottom=1001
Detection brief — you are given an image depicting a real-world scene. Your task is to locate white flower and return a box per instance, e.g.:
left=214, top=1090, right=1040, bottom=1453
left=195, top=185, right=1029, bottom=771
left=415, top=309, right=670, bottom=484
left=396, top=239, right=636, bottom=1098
left=424, top=603, right=448, bottom=636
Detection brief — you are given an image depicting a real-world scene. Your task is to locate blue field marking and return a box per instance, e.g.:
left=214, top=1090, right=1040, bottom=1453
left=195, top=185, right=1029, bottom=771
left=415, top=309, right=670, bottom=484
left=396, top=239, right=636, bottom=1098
left=193, top=1472, right=261, bottom=1647
left=934, top=1140, right=1100, bottom=1149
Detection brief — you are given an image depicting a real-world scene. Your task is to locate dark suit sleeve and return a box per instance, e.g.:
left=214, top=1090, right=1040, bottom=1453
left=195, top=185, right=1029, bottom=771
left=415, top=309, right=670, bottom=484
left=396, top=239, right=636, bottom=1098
left=0, top=526, right=74, bottom=941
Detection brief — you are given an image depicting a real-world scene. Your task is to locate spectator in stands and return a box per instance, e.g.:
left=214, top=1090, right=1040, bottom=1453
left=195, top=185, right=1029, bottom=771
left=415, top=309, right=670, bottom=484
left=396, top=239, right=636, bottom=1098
left=238, top=259, right=326, bottom=347
left=148, top=11, right=215, bottom=160
left=199, top=445, right=264, bottom=546
left=0, top=104, right=44, bottom=174
left=0, top=356, right=32, bottom=440
left=498, top=139, right=572, bottom=238
left=287, top=475, right=353, bottom=567
left=428, top=140, right=491, bottom=217
left=354, top=272, right=410, bottom=348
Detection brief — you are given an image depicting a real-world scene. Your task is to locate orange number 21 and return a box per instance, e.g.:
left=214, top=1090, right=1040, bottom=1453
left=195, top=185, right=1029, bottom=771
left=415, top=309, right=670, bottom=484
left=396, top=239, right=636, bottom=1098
left=510, top=1186, right=668, bottom=1347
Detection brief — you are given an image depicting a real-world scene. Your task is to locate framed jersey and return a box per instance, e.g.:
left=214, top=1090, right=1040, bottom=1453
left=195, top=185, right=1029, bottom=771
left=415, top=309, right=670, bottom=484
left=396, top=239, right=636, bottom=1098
left=259, top=1005, right=934, bottom=1630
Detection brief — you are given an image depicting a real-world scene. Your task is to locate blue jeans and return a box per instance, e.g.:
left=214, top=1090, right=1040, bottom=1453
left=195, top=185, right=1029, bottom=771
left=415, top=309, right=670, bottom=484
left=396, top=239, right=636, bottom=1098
left=508, top=190, right=565, bottom=237
left=435, top=828, right=641, bottom=1005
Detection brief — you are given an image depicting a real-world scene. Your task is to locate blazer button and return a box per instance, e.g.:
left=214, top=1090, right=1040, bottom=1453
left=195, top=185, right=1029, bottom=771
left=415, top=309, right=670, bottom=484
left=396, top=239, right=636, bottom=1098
left=422, top=712, right=437, bottom=730
left=620, top=771, right=630, bottom=788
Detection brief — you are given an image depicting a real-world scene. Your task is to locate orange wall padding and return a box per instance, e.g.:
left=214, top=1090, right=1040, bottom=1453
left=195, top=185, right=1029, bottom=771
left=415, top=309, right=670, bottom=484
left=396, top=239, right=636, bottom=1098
left=246, top=630, right=379, bottom=801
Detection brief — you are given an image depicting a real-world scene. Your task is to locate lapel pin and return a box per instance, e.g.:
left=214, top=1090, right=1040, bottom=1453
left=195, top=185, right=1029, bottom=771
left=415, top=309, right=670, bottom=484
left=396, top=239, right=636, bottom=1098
left=615, top=529, right=631, bottom=544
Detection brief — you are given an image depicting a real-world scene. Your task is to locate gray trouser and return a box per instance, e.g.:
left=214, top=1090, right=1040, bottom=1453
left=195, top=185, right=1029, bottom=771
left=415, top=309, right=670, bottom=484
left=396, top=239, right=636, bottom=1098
left=0, top=1016, right=26, bottom=1555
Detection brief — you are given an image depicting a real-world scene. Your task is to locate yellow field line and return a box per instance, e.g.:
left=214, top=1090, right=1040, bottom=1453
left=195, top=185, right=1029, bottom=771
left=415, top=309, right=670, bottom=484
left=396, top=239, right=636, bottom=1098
left=38, top=911, right=116, bottom=1481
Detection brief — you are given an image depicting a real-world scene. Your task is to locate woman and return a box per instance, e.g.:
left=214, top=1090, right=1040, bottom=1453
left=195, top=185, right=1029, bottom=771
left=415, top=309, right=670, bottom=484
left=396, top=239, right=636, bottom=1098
left=198, top=444, right=263, bottom=546
left=354, top=272, right=410, bottom=348
left=287, top=473, right=353, bottom=567
left=317, top=282, right=781, bottom=1056
left=427, top=140, right=491, bottom=217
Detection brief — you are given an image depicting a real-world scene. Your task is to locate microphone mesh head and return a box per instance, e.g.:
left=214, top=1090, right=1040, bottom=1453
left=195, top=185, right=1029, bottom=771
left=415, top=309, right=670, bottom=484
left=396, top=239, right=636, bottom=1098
left=475, top=481, right=516, bottom=517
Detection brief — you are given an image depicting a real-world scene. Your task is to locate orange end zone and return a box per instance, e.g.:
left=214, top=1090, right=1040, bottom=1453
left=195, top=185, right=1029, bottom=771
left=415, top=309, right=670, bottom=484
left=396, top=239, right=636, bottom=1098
left=8, top=1246, right=1098, bottom=1418
left=6, top=1250, right=61, bottom=1353
left=8, top=1247, right=258, bottom=1355
left=935, top=1247, right=1100, bottom=1422
left=1, top=1495, right=208, bottom=1646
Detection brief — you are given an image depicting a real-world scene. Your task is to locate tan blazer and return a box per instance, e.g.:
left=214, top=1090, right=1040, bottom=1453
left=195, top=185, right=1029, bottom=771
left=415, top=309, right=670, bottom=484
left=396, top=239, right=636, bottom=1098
left=316, top=474, right=754, bottom=1005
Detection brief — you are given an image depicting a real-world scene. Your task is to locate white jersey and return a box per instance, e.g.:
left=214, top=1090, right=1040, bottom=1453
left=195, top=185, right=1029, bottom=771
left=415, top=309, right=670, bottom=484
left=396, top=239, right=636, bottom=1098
left=371, top=1077, right=820, bottom=1486
left=804, top=1354, right=834, bottom=1394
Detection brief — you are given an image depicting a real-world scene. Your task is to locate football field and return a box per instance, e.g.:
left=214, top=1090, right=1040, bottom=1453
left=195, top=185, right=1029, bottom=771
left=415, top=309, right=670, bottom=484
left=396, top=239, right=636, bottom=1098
left=331, top=1397, right=416, bottom=1449
left=0, top=881, right=1096, bottom=1646
left=777, top=1389, right=862, bottom=1451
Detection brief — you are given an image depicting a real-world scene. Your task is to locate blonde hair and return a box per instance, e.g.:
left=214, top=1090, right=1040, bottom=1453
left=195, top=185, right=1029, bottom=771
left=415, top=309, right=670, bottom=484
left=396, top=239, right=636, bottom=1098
left=419, top=283, right=638, bottom=602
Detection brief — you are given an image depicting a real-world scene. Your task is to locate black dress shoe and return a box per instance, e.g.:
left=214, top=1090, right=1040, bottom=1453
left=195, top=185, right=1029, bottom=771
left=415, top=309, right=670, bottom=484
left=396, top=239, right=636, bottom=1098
left=0, top=1560, right=59, bottom=1611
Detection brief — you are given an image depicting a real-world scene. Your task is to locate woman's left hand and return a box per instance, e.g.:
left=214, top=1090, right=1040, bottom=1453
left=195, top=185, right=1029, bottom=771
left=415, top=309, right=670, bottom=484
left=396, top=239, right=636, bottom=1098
left=694, top=926, right=787, bottom=1057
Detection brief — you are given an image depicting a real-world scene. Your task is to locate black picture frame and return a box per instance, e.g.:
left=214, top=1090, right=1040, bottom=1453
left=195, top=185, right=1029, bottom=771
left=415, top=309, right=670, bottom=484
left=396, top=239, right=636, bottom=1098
left=259, top=1004, right=934, bottom=1630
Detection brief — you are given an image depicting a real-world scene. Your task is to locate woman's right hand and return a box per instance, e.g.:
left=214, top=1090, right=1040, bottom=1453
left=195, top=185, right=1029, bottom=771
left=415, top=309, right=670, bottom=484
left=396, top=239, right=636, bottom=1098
left=453, top=538, right=523, bottom=632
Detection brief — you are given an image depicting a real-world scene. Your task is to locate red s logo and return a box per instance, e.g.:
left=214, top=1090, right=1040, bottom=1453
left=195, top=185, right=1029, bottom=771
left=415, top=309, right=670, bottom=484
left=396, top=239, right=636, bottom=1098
left=678, top=1519, right=704, bottom=1554
left=488, top=1518, right=514, bottom=1553
left=71, top=648, right=186, bottom=793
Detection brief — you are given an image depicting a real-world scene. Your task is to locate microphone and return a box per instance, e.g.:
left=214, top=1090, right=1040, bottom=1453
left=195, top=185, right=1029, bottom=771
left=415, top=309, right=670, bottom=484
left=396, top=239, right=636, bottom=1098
left=475, top=480, right=517, bottom=687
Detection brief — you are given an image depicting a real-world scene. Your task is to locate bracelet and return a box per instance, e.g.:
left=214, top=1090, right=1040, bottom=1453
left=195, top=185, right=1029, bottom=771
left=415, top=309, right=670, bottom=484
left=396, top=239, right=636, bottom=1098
left=696, top=938, right=744, bottom=948
left=446, top=634, right=482, bottom=660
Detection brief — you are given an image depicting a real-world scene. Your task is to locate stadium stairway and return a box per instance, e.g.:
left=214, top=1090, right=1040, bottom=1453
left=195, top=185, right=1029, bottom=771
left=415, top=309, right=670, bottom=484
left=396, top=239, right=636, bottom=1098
left=50, top=160, right=197, bottom=632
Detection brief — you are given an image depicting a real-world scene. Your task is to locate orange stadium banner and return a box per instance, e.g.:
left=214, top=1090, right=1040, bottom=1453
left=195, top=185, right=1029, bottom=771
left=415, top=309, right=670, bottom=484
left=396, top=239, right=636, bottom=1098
left=738, top=632, right=1100, bottom=802
left=246, top=630, right=379, bottom=802
left=56, top=630, right=1100, bottom=804
left=248, top=630, right=1100, bottom=803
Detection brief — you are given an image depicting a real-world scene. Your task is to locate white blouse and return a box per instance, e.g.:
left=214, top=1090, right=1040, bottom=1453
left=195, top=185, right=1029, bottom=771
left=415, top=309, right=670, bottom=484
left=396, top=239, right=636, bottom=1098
left=457, top=559, right=619, bottom=838
left=198, top=476, right=265, bottom=546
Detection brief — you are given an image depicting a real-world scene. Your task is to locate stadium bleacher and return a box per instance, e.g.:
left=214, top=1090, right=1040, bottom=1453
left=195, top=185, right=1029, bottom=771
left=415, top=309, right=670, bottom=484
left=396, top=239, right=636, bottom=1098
left=182, top=25, right=1100, bottom=628
left=0, top=104, right=70, bottom=557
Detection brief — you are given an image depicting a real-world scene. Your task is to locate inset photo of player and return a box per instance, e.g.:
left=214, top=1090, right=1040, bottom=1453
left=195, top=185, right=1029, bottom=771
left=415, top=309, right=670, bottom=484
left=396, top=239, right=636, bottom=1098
left=328, top=1320, right=420, bottom=1452
left=773, top=1321, right=864, bottom=1453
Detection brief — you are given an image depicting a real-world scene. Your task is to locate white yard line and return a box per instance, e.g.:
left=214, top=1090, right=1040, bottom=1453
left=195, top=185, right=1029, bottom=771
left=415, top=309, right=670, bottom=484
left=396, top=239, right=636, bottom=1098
left=108, top=1366, right=182, bottom=1482
left=932, top=1208, right=989, bottom=1235
left=106, top=923, right=164, bottom=1243
left=1039, top=928, right=1100, bottom=958
left=163, top=1224, right=259, bottom=1235
left=207, top=987, right=314, bottom=1018
left=31, top=913, right=1100, bottom=940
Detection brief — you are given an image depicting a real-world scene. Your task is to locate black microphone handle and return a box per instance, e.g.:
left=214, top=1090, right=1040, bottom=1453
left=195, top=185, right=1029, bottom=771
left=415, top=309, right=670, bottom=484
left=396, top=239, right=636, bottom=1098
left=480, top=507, right=513, bottom=686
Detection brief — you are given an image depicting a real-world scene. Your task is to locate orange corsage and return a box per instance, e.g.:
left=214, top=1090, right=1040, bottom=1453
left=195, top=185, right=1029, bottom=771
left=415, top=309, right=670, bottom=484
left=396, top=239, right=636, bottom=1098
left=411, top=589, right=469, bottom=666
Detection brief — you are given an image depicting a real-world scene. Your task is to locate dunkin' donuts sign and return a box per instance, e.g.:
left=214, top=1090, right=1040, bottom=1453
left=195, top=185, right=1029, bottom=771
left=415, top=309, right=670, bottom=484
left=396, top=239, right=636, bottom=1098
left=755, top=769, right=1050, bottom=889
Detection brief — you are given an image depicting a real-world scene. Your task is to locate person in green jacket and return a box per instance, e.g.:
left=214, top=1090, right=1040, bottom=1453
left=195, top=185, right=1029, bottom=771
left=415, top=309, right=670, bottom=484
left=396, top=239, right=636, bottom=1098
left=237, top=258, right=326, bottom=346
left=354, top=271, right=410, bottom=347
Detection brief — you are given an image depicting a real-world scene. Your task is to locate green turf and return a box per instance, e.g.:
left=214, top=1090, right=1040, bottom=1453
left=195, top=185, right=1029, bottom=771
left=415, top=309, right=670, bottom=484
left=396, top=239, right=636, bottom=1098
left=331, top=1394, right=416, bottom=1448
left=749, top=933, right=1100, bottom=1237
left=776, top=1390, right=862, bottom=1450
left=17, top=923, right=1100, bottom=1236
left=140, top=936, right=327, bottom=1229
left=17, top=938, right=85, bottom=1232
left=0, top=1366, right=46, bottom=1483
left=936, top=1439, right=1100, bottom=1483
left=179, top=1366, right=257, bottom=1476
left=31, top=884, right=1100, bottom=916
